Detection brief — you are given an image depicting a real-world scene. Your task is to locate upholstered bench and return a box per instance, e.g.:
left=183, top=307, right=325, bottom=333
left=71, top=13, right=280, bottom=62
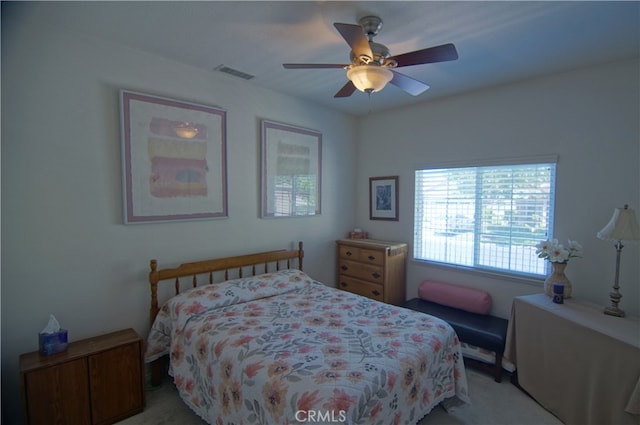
left=403, top=281, right=509, bottom=382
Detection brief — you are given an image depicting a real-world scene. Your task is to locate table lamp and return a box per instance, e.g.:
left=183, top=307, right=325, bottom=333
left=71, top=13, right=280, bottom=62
left=596, top=204, right=640, bottom=317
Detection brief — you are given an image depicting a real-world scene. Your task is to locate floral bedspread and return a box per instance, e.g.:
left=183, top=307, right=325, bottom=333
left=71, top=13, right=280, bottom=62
left=146, top=269, right=469, bottom=425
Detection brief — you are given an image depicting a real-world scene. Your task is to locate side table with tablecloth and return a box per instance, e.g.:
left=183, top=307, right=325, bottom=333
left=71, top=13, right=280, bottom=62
left=504, top=293, right=640, bottom=425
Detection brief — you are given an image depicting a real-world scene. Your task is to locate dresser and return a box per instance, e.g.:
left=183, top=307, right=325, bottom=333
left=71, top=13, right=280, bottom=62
left=336, top=239, right=407, bottom=305
left=20, top=328, right=145, bottom=425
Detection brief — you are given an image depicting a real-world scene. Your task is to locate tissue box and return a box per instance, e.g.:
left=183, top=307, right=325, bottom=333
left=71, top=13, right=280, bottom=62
left=39, top=330, right=68, bottom=356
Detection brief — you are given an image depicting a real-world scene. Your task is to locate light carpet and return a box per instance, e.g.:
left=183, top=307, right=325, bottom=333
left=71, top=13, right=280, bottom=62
left=118, top=369, right=563, bottom=425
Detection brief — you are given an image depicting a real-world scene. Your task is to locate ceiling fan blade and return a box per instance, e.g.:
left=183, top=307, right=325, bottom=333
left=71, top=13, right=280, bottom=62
left=334, top=81, right=357, bottom=98
left=390, top=71, right=430, bottom=96
left=333, top=23, right=373, bottom=60
left=392, top=43, right=458, bottom=68
left=283, top=63, right=347, bottom=69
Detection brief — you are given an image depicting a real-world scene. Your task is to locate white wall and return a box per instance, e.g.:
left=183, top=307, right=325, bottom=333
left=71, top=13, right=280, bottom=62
left=1, top=16, right=357, bottom=424
left=357, top=58, right=640, bottom=319
left=4, top=6, right=639, bottom=425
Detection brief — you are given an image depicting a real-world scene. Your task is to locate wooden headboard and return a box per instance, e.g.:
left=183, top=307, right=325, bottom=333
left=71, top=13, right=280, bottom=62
left=148, top=242, right=304, bottom=325
left=147, top=242, right=304, bottom=385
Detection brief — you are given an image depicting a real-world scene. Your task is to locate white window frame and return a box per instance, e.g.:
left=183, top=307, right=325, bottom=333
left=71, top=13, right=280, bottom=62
left=413, top=155, right=557, bottom=279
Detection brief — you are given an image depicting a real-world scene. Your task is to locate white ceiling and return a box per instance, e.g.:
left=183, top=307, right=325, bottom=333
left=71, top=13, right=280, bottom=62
left=10, top=1, right=640, bottom=116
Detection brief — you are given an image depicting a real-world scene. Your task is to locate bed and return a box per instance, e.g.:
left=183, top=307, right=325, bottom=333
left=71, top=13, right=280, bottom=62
left=145, top=242, right=470, bottom=424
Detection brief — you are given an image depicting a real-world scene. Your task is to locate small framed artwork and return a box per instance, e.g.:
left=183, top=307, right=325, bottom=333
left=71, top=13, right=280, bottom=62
left=261, top=120, right=322, bottom=217
left=370, top=176, right=399, bottom=221
left=120, top=90, right=227, bottom=223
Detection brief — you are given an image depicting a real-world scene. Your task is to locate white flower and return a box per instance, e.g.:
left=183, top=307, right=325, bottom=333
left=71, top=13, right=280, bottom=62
left=535, top=239, right=555, bottom=256
left=537, top=238, right=583, bottom=264
left=549, top=246, right=569, bottom=263
left=567, top=240, right=583, bottom=256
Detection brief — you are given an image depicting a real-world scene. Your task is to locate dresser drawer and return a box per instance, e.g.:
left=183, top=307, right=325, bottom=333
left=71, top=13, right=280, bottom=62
left=338, top=259, right=384, bottom=283
left=338, top=245, right=386, bottom=266
left=338, top=276, right=384, bottom=302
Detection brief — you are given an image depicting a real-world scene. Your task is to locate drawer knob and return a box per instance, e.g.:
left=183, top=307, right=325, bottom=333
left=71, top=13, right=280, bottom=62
left=345, top=251, right=353, bottom=256
left=368, top=255, right=376, bottom=261
left=341, top=265, right=348, bottom=271
left=372, top=290, right=381, bottom=296
left=340, top=282, right=348, bottom=287
left=372, top=272, right=381, bottom=279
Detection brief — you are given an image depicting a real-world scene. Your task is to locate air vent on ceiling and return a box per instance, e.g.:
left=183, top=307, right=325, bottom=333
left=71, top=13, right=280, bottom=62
left=214, top=65, right=255, bottom=80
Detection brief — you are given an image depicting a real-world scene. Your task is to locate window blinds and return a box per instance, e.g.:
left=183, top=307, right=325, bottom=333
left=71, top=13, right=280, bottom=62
left=414, top=161, right=556, bottom=277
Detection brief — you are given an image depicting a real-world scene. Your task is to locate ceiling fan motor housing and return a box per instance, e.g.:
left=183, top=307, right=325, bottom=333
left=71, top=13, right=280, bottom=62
left=349, top=42, right=393, bottom=66
left=349, top=16, right=396, bottom=67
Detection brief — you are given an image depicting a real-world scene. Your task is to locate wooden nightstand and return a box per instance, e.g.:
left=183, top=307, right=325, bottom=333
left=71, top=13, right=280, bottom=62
left=336, top=239, right=407, bottom=305
left=20, top=328, right=145, bottom=425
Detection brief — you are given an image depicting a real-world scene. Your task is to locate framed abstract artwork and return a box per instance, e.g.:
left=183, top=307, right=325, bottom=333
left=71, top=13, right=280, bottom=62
left=261, top=120, right=322, bottom=218
left=370, top=176, right=399, bottom=221
left=120, top=90, right=227, bottom=223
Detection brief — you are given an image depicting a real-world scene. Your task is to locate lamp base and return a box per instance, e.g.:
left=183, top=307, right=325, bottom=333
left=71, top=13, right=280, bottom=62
left=604, top=305, right=626, bottom=317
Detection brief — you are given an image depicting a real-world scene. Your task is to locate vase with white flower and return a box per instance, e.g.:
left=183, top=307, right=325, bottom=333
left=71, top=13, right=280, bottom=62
left=536, top=239, right=583, bottom=298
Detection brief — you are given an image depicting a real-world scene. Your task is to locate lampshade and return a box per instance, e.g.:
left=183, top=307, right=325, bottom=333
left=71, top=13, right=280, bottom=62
left=347, top=65, right=393, bottom=93
left=597, top=204, right=640, bottom=241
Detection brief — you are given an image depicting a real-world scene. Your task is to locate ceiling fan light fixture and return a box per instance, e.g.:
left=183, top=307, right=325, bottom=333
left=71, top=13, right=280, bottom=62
left=174, top=122, right=199, bottom=139
left=347, top=65, right=393, bottom=94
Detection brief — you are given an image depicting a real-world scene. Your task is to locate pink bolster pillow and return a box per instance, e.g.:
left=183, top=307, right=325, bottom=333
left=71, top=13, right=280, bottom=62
left=418, top=280, right=492, bottom=315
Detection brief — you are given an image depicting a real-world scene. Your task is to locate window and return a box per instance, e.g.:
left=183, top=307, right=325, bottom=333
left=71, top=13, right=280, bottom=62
left=414, top=158, right=556, bottom=278
left=273, top=174, right=317, bottom=216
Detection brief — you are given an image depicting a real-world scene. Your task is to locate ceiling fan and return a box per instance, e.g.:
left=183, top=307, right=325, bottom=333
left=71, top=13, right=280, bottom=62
left=283, top=16, right=458, bottom=98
